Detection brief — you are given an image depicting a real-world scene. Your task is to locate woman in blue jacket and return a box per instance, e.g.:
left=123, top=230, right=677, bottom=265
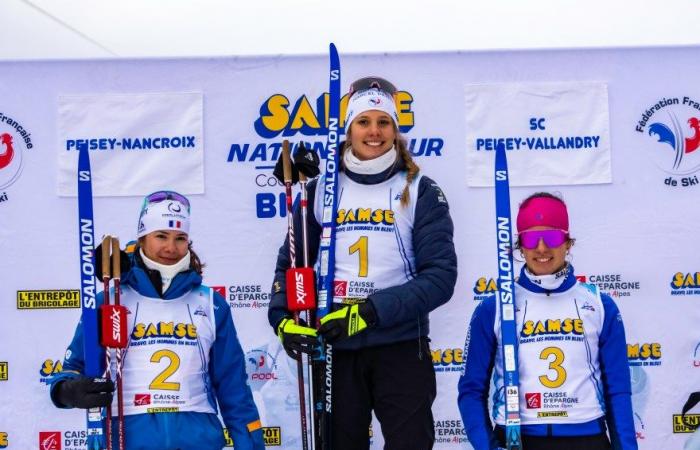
left=458, top=192, right=637, bottom=450
left=51, top=191, right=264, bottom=450
left=269, top=76, right=457, bottom=449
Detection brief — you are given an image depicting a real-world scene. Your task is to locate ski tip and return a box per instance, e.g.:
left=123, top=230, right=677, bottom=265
left=329, top=42, right=337, bottom=52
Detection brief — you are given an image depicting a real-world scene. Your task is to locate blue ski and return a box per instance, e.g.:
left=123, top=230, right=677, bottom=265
left=77, top=142, right=106, bottom=450
left=314, top=42, right=341, bottom=450
left=494, top=142, right=522, bottom=450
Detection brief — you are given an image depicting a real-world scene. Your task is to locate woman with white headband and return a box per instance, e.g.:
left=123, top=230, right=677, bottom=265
left=269, top=77, right=457, bottom=449
left=50, top=191, right=264, bottom=450
left=458, top=192, right=637, bottom=450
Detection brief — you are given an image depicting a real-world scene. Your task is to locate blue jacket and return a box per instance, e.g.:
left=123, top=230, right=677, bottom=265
left=457, top=265, right=637, bottom=450
left=268, top=160, right=457, bottom=349
left=50, top=252, right=264, bottom=450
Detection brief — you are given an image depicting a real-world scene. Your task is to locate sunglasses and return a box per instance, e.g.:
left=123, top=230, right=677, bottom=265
left=519, top=229, right=568, bottom=249
left=141, top=191, right=190, bottom=214
left=348, top=76, right=397, bottom=97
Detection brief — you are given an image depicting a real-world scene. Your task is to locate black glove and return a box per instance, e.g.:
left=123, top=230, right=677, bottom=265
left=277, top=317, right=319, bottom=359
left=54, top=376, right=115, bottom=409
left=293, top=144, right=320, bottom=178
left=93, top=242, right=131, bottom=279
left=273, top=143, right=320, bottom=184
left=318, top=302, right=377, bottom=343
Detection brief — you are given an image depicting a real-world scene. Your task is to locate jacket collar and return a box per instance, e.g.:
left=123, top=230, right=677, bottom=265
left=124, top=249, right=202, bottom=299
left=516, top=264, right=577, bottom=294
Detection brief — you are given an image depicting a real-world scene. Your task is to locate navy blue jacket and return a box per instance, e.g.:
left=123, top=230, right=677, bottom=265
left=268, top=160, right=457, bottom=349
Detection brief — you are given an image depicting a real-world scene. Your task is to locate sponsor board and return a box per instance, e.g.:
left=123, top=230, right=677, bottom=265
left=472, top=276, right=497, bottom=301
left=17, top=289, right=80, bottom=309
left=432, top=348, right=463, bottom=373
left=233, top=89, right=444, bottom=219
left=39, top=431, right=61, bottom=450
left=217, top=284, right=270, bottom=308
left=224, top=427, right=282, bottom=446
left=0, top=432, right=7, bottom=448
left=39, top=359, right=63, bottom=384
left=674, top=414, right=700, bottom=433
left=245, top=349, right=279, bottom=389
left=670, top=272, right=700, bottom=295
left=576, top=274, right=641, bottom=298
left=627, top=343, right=662, bottom=367
left=465, top=82, right=611, bottom=186
left=0, top=109, right=33, bottom=204
left=434, top=419, right=468, bottom=445
left=0, top=362, right=7, bottom=381
left=39, top=430, right=96, bottom=450
left=635, top=95, right=700, bottom=187
left=57, top=92, right=204, bottom=196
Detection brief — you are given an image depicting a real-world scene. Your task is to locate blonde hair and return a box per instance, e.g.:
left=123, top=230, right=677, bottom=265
left=342, top=127, right=419, bottom=208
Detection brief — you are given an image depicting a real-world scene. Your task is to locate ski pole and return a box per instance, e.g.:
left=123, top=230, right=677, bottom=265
left=99, top=237, right=128, bottom=450
left=282, top=140, right=310, bottom=450
left=298, top=159, right=317, bottom=450
left=111, top=237, right=126, bottom=450
left=100, top=236, right=113, bottom=450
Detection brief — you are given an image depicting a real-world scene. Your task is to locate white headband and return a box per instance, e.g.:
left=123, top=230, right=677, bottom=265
left=137, top=199, right=190, bottom=238
left=344, top=88, right=399, bottom=130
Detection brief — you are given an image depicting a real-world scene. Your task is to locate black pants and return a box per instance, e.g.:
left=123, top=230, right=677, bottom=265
left=495, top=426, right=612, bottom=450
left=331, top=338, right=436, bottom=450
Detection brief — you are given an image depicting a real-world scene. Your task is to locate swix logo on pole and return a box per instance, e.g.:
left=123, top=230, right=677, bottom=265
left=295, top=272, right=307, bottom=304
left=285, top=268, right=316, bottom=311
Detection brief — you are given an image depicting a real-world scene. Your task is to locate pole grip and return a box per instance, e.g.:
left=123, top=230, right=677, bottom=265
left=111, top=237, right=121, bottom=280
left=282, top=140, right=292, bottom=183
left=101, top=235, right=111, bottom=279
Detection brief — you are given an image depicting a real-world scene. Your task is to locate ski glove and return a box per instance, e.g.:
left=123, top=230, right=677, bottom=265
left=277, top=317, right=319, bottom=359
left=318, top=302, right=377, bottom=343
left=94, top=242, right=131, bottom=279
left=273, top=143, right=321, bottom=184
left=54, top=376, right=115, bottom=409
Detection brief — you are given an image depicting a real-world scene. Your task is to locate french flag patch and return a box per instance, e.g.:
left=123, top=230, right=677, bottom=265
left=169, top=220, right=181, bottom=228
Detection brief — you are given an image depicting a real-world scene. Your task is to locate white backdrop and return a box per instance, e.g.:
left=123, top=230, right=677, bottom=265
left=1, top=47, right=699, bottom=449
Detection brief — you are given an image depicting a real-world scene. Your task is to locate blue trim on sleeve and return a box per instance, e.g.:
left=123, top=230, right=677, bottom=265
left=458, top=296, right=499, bottom=450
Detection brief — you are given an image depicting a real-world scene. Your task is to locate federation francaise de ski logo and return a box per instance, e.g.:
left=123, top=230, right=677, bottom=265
left=636, top=96, right=700, bottom=187
left=0, top=111, right=34, bottom=201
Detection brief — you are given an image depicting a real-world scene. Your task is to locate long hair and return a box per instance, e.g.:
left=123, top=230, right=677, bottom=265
left=342, top=127, right=420, bottom=208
